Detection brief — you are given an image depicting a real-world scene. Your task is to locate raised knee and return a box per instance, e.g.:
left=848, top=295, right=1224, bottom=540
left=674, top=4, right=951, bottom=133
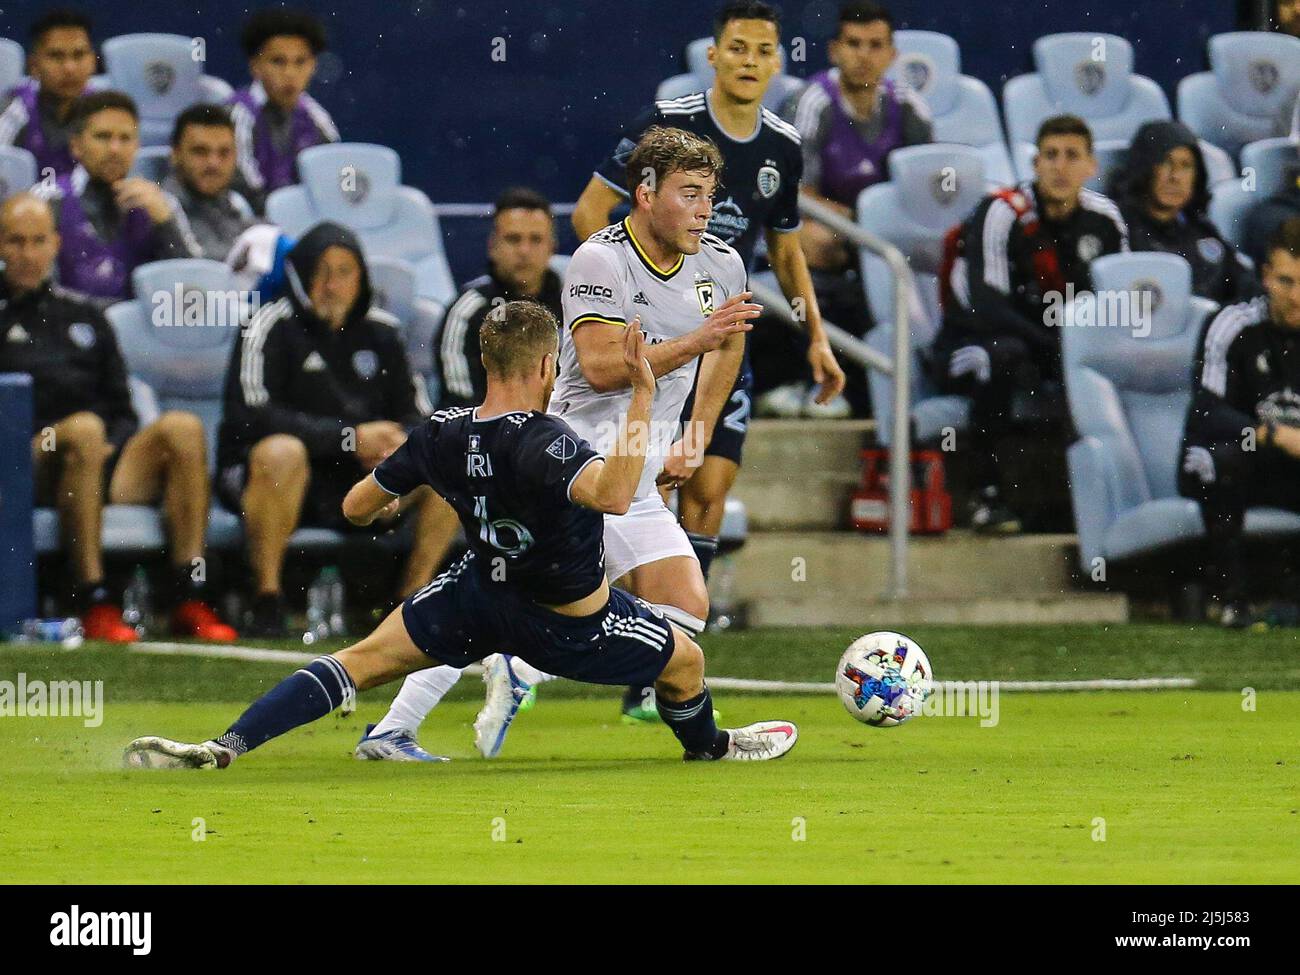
left=249, top=434, right=308, bottom=481
left=157, top=411, right=207, bottom=459
left=56, top=411, right=107, bottom=456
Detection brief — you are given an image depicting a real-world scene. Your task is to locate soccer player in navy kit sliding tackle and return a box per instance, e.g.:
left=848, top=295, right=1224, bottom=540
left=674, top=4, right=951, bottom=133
left=123, top=300, right=799, bottom=769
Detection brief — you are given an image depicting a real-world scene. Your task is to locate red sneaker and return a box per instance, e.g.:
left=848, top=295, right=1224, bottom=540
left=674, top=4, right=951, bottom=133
left=83, top=603, right=139, bottom=643
left=171, top=599, right=238, bottom=643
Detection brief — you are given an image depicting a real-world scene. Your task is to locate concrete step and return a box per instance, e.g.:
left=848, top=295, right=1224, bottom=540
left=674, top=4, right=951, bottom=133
left=713, top=530, right=1128, bottom=626
left=732, top=419, right=874, bottom=531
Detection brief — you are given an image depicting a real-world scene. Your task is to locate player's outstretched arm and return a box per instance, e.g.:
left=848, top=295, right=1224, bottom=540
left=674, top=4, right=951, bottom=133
left=766, top=227, right=845, bottom=403
left=570, top=318, right=656, bottom=515
left=342, top=473, right=402, bottom=526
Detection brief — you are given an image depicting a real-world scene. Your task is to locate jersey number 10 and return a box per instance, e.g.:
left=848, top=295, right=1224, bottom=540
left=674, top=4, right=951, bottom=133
left=472, top=495, right=535, bottom=557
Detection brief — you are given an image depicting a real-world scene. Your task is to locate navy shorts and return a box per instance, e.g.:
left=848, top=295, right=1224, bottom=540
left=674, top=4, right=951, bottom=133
left=401, top=553, right=677, bottom=687
left=681, top=356, right=752, bottom=466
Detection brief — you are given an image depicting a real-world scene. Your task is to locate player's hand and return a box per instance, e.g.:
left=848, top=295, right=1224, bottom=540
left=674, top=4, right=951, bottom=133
left=691, top=291, right=761, bottom=354
left=354, top=420, right=407, bottom=470
left=807, top=338, right=846, bottom=404
left=655, top=435, right=705, bottom=489
left=113, top=178, right=174, bottom=224
left=623, top=315, right=655, bottom=394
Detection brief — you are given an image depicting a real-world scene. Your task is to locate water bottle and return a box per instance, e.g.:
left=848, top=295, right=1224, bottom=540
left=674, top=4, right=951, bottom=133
left=303, top=570, right=330, bottom=645
left=17, top=617, right=84, bottom=648
left=122, top=567, right=151, bottom=637
left=325, top=566, right=347, bottom=637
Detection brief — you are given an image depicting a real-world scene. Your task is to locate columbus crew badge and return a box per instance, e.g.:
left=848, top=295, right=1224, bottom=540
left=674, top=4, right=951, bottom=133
left=695, top=280, right=716, bottom=316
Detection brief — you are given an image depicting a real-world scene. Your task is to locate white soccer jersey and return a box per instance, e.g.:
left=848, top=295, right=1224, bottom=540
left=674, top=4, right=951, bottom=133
left=551, top=218, right=747, bottom=498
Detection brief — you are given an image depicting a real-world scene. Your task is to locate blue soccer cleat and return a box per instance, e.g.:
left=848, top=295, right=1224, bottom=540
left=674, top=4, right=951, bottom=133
left=473, top=654, right=532, bottom=758
left=354, top=723, right=449, bottom=763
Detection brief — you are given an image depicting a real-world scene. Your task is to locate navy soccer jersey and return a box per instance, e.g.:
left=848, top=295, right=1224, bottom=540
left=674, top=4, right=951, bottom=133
left=594, top=89, right=804, bottom=271
left=372, top=405, right=605, bottom=603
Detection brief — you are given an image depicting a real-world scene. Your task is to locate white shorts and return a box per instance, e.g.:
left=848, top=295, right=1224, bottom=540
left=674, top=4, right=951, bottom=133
left=603, top=494, right=697, bottom=583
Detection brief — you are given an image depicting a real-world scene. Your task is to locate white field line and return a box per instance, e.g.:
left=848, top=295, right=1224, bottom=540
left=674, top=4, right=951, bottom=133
left=117, top=643, right=1197, bottom=693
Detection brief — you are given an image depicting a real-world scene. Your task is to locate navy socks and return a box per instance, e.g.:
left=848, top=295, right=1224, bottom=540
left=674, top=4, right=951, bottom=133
left=214, top=656, right=355, bottom=755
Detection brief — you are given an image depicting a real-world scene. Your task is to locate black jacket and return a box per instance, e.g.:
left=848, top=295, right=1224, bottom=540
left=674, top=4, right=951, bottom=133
left=1183, top=296, right=1300, bottom=450
left=217, top=221, right=430, bottom=469
left=0, top=278, right=137, bottom=450
left=1109, top=120, right=1258, bottom=306
left=940, top=182, right=1129, bottom=352
left=438, top=266, right=563, bottom=408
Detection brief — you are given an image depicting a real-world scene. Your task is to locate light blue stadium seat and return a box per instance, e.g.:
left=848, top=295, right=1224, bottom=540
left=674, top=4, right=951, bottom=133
left=0, top=144, right=37, bottom=199
left=1004, top=33, right=1171, bottom=177
left=105, top=259, right=247, bottom=549
left=130, top=145, right=171, bottom=183
left=1177, top=32, right=1300, bottom=161
left=1086, top=139, right=1129, bottom=192
left=100, top=33, right=234, bottom=147
left=887, top=30, right=1015, bottom=185
left=0, top=37, right=24, bottom=97
left=1207, top=137, right=1299, bottom=249
left=1062, top=251, right=1300, bottom=571
left=655, top=74, right=704, bottom=102
left=857, top=144, right=988, bottom=445
left=266, top=143, right=456, bottom=306
left=368, top=255, right=444, bottom=408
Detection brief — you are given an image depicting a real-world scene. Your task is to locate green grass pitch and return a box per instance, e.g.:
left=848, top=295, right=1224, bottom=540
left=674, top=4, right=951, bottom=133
left=1, top=624, right=1297, bottom=884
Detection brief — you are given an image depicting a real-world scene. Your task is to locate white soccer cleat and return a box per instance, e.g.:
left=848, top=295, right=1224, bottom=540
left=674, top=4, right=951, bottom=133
left=123, top=736, right=229, bottom=769
left=473, top=654, right=532, bottom=758
left=716, top=720, right=799, bottom=761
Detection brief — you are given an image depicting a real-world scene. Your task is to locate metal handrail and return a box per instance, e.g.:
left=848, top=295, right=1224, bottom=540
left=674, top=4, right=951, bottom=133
left=791, top=194, right=914, bottom=600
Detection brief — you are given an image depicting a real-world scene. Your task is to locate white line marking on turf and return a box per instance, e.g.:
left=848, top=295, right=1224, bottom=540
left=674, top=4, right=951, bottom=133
left=119, top=643, right=1197, bottom=693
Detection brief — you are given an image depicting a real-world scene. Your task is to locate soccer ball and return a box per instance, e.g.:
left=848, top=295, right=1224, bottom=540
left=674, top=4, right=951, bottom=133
left=836, top=631, right=934, bottom=727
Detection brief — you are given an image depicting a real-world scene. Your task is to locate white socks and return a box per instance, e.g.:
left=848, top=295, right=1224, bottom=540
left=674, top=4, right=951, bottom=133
left=371, top=665, right=465, bottom=737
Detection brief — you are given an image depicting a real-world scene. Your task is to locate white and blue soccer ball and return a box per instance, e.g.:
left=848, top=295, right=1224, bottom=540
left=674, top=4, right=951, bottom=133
left=836, top=631, right=934, bottom=727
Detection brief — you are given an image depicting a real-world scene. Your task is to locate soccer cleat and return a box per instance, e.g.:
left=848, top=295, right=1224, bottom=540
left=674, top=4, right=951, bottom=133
left=516, top=684, right=537, bottom=713
left=171, top=599, right=238, bottom=642
left=354, top=723, right=449, bottom=763
left=1219, top=601, right=1255, bottom=629
left=123, top=736, right=230, bottom=770
left=684, top=720, right=799, bottom=762
left=83, top=603, right=139, bottom=643
left=802, top=390, right=852, bottom=419
left=969, top=492, right=1022, bottom=535
left=754, top=382, right=807, bottom=419
left=473, top=654, right=532, bottom=758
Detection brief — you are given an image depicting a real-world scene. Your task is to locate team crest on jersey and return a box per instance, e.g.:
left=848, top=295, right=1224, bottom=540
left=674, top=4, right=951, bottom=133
left=546, top=434, right=577, bottom=462
left=757, top=164, right=781, bottom=199
left=68, top=322, right=96, bottom=350
left=352, top=349, right=379, bottom=379
left=468, top=434, right=481, bottom=452
left=1197, top=237, right=1225, bottom=265
left=1076, top=234, right=1102, bottom=261
left=695, top=279, right=716, bottom=316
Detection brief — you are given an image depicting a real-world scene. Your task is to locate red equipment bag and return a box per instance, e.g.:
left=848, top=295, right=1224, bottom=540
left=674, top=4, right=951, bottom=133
left=850, top=449, right=952, bottom=534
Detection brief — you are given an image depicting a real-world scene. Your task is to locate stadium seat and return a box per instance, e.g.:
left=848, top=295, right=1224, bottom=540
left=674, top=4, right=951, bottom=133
left=0, top=37, right=24, bottom=96
left=130, top=145, right=171, bottom=184
left=1177, top=32, right=1300, bottom=161
left=1207, top=137, right=1300, bottom=249
left=1062, top=251, right=1300, bottom=571
left=265, top=143, right=457, bottom=305
left=1003, top=33, right=1171, bottom=175
left=104, top=259, right=248, bottom=549
left=368, top=255, right=445, bottom=407
left=1087, top=139, right=1129, bottom=192
left=99, top=33, right=234, bottom=147
left=856, top=144, right=988, bottom=445
left=0, top=144, right=37, bottom=199
left=887, top=30, right=1015, bottom=185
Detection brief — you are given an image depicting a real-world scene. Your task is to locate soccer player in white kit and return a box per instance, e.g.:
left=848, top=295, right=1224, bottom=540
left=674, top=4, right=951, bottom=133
left=356, top=125, right=760, bottom=761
